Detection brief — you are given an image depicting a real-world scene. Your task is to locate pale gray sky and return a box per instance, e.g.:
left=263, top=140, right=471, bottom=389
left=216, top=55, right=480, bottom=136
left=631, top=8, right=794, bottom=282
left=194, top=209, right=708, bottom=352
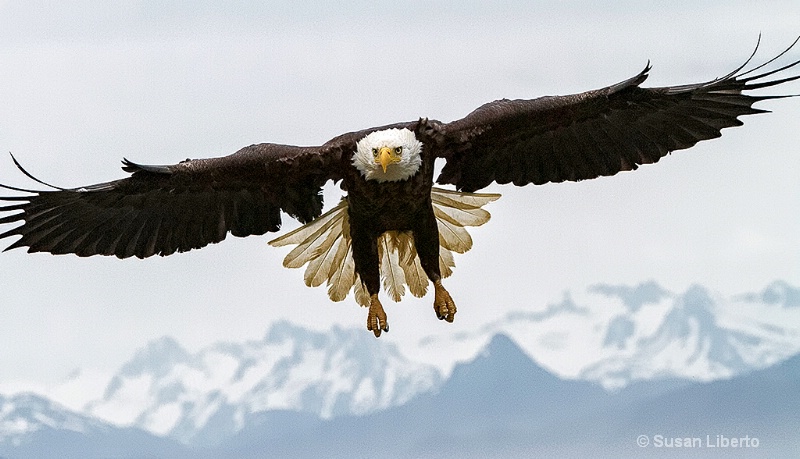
left=1, top=1, right=799, bottom=384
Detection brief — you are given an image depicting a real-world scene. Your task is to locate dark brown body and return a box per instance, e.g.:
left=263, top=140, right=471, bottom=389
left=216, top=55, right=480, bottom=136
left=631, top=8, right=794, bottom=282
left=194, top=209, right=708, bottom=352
left=342, top=127, right=441, bottom=297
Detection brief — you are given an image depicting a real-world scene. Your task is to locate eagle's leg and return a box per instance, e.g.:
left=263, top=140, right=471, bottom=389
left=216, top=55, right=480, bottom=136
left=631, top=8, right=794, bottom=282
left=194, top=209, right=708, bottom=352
left=350, top=221, right=388, bottom=337
left=367, top=294, right=389, bottom=338
left=433, top=279, right=456, bottom=322
left=414, top=210, right=457, bottom=323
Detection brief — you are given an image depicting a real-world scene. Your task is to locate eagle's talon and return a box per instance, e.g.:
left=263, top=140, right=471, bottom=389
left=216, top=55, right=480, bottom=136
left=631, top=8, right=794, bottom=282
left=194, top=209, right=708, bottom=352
left=433, top=280, right=456, bottom=323
left=367, top=294, right=389, bottom=337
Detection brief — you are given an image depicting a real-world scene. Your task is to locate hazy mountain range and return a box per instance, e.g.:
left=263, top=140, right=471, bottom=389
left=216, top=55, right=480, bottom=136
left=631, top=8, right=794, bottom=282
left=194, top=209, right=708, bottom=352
left=2, top=280, right=799, bottom=458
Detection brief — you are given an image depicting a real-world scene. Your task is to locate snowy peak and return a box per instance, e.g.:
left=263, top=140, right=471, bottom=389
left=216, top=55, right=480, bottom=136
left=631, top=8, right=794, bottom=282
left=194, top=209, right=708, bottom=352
left=4, top=279, right=799, bottom=451
left=84, top=320, right=442, bottom=445
left=3, top=327, right=799, bottom=458
left=0, top=393, right=107, bottom=446
left=422, top=280, right=800, bottom=390
left=645, top=285, right=749, bottom=371
left=591, top=280, right=673, bottom=350
left=736, top=280, right=800, bottom=308
left=577, top=282, right=800, bottom=387
left=0, top=393, right=186, bottom=458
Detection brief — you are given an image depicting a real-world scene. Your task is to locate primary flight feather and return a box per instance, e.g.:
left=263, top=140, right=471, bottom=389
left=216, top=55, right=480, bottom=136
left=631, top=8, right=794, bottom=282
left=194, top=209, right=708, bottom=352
left=2, top=39, right=799, bottom=337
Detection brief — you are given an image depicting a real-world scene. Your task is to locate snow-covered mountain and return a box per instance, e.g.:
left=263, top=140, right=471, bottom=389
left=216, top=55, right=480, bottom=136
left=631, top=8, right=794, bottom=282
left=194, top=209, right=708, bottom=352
left=82, top=321, right=441, bottom=446
left=4, top=333, right=798, bottom=458
left=208, top=335, right=800, bottom=459
left=577, top=282, right=800, bottom=387
left=1, top=393, right=106, bottom=448
left=2, top=280, right=799, bottom=451
left=0, top=392, right=184, bottom=458
left=417, top=280, right=800, bottom=389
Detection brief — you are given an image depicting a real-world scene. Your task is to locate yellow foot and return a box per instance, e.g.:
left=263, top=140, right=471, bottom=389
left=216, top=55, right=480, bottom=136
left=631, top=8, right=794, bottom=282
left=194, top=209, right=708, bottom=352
left=433, top=280, right=457, bottom=323
left=367, top=294, right=389, bottom=338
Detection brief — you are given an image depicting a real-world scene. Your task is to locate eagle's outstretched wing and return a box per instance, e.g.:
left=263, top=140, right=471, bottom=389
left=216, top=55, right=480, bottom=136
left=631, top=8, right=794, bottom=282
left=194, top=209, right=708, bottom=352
left=0, top=143, right=346, bottom=258
left=436, top=38, right=800, bottom=192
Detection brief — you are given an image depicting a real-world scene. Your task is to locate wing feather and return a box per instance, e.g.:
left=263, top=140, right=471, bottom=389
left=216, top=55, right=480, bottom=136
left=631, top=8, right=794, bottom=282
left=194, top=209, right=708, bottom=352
left=0, top=142, right=344, bottom=258
left=438, top=40, right=800, bottom=192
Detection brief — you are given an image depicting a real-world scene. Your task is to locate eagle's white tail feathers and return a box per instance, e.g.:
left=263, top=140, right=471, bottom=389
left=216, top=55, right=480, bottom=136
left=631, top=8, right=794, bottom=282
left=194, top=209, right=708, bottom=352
left=353, top=276, right=370, bottom=307
left=395, top=231, right=428, bottom=298
left=324, top=214, right=355, bottom=301
left=268, top=187, right=500, bottom=305
left=438, top=244, right=455, bottom=279
left=378, top=235, right=406, bottom=302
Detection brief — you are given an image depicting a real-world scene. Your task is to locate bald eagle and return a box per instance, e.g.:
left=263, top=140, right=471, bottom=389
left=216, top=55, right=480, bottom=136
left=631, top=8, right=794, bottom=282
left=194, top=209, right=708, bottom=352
left=2, top=40, right=799, bottom=337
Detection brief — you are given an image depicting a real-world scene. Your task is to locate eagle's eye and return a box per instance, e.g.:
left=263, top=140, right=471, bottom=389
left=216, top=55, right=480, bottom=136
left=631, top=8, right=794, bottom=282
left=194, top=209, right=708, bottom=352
left=372, top=148, right=378, bottom=157
left=394, top=146, right=403, bottom=154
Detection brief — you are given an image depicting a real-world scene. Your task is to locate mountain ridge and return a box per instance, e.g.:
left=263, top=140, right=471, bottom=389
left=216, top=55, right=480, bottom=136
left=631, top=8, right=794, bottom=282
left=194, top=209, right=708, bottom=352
left=1, top=279, right=798, bottom=455
left=208, top=332, right=800, bottom=458
left=2, top=330, right=798, bottom=457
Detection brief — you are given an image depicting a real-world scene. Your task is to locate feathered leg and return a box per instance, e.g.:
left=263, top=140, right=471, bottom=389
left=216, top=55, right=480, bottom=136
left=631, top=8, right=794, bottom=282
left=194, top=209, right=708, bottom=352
left=414, top=207, right=457, bottom=323
left=350, top=220, right=389, bottom=337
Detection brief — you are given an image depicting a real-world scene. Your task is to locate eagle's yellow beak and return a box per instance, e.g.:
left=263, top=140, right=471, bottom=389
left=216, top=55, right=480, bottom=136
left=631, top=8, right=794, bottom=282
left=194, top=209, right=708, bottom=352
left=378, top=146, right=394, bottom=173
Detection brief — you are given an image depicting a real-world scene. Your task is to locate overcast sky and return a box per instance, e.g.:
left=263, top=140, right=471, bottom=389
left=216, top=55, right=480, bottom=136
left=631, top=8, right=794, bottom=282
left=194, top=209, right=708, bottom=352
left=1, top=1, right=799, bottom=386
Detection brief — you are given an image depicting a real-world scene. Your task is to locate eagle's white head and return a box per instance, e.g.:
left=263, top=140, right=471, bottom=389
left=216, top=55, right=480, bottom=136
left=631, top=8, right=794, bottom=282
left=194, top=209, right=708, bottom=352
left=353, top=128, right=423, bottom=182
